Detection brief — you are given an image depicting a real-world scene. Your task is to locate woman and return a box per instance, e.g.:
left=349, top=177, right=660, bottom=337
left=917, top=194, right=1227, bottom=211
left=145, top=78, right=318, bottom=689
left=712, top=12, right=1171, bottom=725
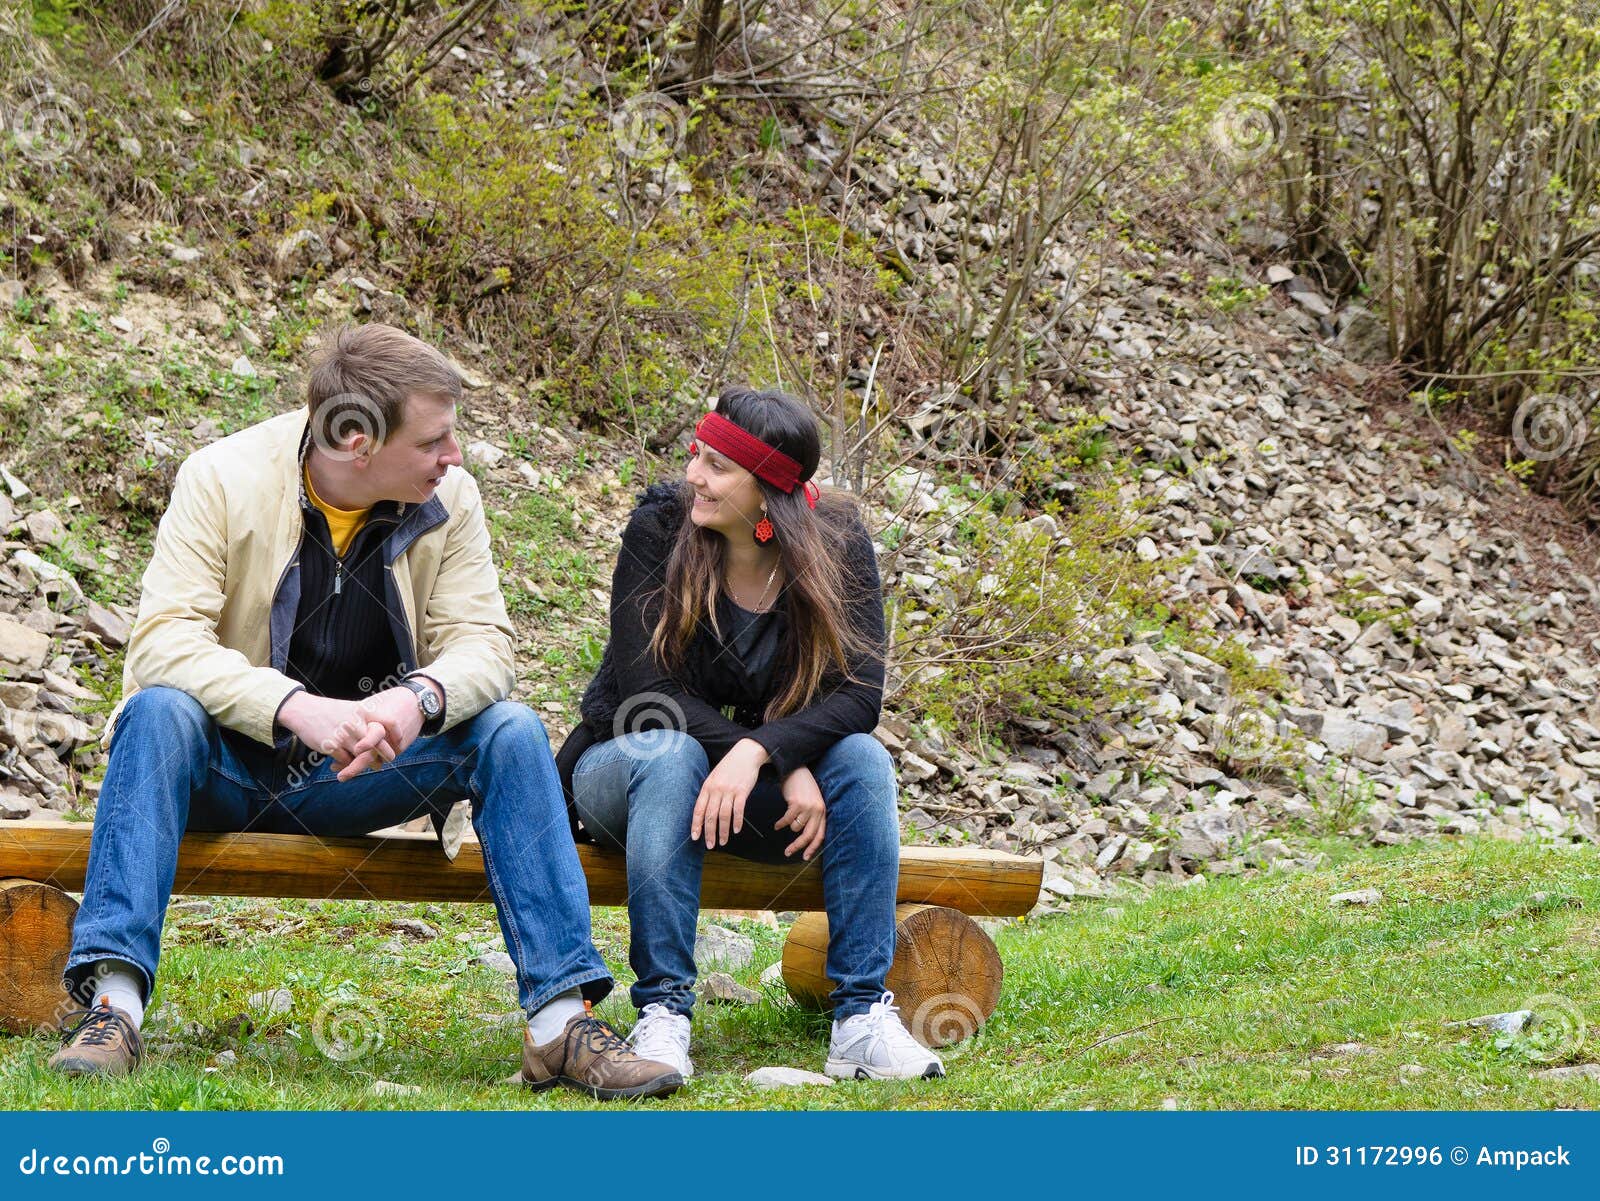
left=554, top=385, right=943, bottom=1082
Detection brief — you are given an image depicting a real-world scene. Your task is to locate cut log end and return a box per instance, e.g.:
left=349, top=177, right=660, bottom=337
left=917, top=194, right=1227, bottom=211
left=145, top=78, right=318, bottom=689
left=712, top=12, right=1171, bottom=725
left=0, top=878, right=79, bottom=1035
left=780, top=903, right=1004, bottom=1048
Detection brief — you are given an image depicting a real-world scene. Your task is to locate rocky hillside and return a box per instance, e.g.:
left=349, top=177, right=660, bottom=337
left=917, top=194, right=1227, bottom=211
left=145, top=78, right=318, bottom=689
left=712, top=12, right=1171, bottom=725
left=1, top=4, right=1597, bottom=917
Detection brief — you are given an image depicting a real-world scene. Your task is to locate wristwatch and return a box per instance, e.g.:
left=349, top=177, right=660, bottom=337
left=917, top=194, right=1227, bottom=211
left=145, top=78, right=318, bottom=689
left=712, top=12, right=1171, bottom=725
left=402, top=677, right=443, bottom=721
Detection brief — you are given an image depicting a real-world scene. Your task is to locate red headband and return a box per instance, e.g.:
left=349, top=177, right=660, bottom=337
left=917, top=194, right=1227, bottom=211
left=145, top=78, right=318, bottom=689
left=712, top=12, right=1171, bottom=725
left=691, top=411, right=819, bottom=508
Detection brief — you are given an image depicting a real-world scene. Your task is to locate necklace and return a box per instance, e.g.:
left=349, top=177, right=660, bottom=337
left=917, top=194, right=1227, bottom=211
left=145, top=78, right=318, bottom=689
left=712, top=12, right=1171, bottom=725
left=730, top=561, right=780, bottom=612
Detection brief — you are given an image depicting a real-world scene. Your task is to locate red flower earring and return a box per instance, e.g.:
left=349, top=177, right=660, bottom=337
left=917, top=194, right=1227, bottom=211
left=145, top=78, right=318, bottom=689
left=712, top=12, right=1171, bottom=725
left=754, top=506, right=774, bottom=543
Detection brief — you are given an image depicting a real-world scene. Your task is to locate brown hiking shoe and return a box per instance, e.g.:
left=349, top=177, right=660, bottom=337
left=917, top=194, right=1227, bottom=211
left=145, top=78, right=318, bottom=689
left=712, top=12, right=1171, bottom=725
left=49, top=1004, right=144, bottom=1077
left=518, top=1012, right=683, bottom=1100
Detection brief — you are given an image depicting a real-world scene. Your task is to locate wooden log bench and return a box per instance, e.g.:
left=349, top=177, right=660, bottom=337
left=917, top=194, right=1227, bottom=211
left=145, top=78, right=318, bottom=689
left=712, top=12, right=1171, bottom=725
left=0, top=820, right=1041, bottom=1048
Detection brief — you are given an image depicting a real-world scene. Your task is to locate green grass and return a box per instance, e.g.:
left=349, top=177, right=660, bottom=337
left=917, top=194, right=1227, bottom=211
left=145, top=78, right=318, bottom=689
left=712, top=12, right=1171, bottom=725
left=2, top=836, right=1598, bottom=1110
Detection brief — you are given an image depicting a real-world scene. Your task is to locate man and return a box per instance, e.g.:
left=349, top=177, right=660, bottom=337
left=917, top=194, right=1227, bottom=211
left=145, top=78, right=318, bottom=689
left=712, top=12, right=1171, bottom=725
left=51, top=322, right=681, bottom=1100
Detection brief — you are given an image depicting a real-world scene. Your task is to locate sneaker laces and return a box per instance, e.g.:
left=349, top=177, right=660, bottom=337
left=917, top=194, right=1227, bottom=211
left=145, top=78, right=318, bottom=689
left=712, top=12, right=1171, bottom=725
left=631, top=1004, right=691, bottom=1062
left=570, top=1014, right=636, bottom=1058
left=844, top=991, right=929, bottom=1057
left=60, top=1005, right=137, bottom=1050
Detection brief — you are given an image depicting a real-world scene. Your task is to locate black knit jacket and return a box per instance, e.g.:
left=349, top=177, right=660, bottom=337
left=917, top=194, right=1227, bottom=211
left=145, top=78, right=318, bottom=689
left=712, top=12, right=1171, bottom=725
left=554, top=481, right=886, bottom=808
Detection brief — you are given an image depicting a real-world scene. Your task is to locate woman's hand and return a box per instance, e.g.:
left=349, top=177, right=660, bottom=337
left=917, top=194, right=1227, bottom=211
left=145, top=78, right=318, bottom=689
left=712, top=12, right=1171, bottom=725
left=775, top=766, right=827, bottom=860
left=692, top=738, right=769, bottom=849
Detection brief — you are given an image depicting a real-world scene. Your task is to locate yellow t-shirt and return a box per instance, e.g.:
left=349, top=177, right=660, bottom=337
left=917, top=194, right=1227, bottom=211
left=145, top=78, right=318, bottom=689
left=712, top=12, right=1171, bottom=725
left=304, top=464, right=371, bottom=557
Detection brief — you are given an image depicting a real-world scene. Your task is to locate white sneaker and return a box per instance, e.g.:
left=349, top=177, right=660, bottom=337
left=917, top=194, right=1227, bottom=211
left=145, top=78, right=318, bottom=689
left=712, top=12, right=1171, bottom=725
left=824, top=991, right=946, bottom=1081
left=629, top=1003, right=694, bottom=1079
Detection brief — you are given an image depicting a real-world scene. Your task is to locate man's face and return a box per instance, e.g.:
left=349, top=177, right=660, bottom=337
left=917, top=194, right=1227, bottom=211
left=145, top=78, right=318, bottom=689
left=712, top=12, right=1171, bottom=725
left=362, top=394, right=463, bottom=504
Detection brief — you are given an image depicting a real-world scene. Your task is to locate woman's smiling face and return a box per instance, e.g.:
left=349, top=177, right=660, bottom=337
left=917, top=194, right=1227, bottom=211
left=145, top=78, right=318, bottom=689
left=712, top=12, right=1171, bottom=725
left=685, top=441, right=765, bottom=537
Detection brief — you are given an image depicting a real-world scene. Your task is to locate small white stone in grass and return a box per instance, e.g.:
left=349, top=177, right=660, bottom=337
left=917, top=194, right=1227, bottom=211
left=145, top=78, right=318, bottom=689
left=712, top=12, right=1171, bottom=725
left=1532, top=1064, right=1600, bottom=1081
left=473, top=950, right=517, bottom=977
left=230, top=355, right=256, bottom=377
left=745, top=1066, right=834, bottom=1089
left=1329, top=888, right=1382, bottom=906
left=388, top=917, right=440, bottom=941
left=1446, top=1010, right=1532, bottom=1035
left=694, top=925, right=755, bottom=971
left=372, top=1080, right=421, bottom=1098
left=699, top=972, right=760, bottom=1006
left=247, top=988, right=292, bottom=1016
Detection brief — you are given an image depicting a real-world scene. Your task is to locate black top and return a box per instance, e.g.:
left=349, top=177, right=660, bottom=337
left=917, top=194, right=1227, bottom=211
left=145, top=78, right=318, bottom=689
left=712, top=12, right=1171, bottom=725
left=554, top=480, right=886, bottom=805
left=287, top=504, right=407, bottom=703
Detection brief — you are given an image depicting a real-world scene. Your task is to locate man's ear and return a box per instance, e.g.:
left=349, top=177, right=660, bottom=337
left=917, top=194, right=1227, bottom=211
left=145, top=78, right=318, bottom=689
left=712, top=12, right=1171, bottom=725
left=345, top=432, right=377, bottom=464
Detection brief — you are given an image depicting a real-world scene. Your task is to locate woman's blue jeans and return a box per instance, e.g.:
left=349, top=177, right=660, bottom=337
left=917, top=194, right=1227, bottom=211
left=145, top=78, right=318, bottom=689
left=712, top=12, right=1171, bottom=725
left=571, top=730, right=900, bottom=1020
left=64, top=686, right=613, bottom=1016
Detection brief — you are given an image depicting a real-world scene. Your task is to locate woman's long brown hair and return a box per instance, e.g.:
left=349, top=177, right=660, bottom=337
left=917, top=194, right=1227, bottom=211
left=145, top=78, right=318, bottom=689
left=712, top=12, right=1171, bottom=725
left=648, top=385, right=880, bottom=719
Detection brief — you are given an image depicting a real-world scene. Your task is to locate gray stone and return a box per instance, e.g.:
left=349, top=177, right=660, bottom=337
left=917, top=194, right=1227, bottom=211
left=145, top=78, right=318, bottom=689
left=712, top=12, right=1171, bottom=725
left=1318, top=714, right=1388, bottom=760
left=466, top=440, right=505, bottom=468
left=247, top=988, right=293, bottom=1016
left=1532, top=1063, right=1600, bottom=1081
left=0, top=791, right=32, bottom=819
left=23, top=510, right=68, bottom=547
left=473, top=950, right=518, bottom=976
left=1329, top=888, right=1382, bottom=906
left=744, top=1066, right=835, bottom=1089
left=698, top=972, right=760, bottom=1005
left=1335, top=305, right=1390, bottom=364
left=388, top=917, right=440, bottom=941
left=695, top=925, right=755, bottom=971
left=1447, top=1009, right=1532, bottom=1035
left=0, top=616, right=49, bottom=673
left=371, top=1079, right=422, bottom=1097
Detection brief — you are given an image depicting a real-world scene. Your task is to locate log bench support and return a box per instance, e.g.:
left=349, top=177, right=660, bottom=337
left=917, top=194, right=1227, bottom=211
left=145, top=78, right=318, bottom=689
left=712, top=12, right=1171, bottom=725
left=0, top=878, right=78, bottom=1035
left=0, top=822, right=1041, bottom=1046
left=782, top=903, right=1005, bottom=1047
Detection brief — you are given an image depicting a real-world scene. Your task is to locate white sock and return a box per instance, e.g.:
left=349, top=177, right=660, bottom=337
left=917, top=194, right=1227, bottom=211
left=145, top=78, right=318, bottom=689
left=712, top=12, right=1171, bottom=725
left=527, top=989, right=585, bottom=1045
left=90, top=960, right=146, bottom=1029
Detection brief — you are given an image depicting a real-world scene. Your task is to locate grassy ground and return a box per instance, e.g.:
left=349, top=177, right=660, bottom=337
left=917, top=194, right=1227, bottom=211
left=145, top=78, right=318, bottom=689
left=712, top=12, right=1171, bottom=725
left=2, top=835, right=1598, bottom=1111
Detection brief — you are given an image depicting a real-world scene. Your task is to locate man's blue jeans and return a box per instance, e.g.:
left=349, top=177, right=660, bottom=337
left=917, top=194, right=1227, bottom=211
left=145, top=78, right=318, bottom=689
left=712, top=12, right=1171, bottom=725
left=571, top=730, right=900, bottom=1021
left=64, top=686, right=612, bottom=1015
